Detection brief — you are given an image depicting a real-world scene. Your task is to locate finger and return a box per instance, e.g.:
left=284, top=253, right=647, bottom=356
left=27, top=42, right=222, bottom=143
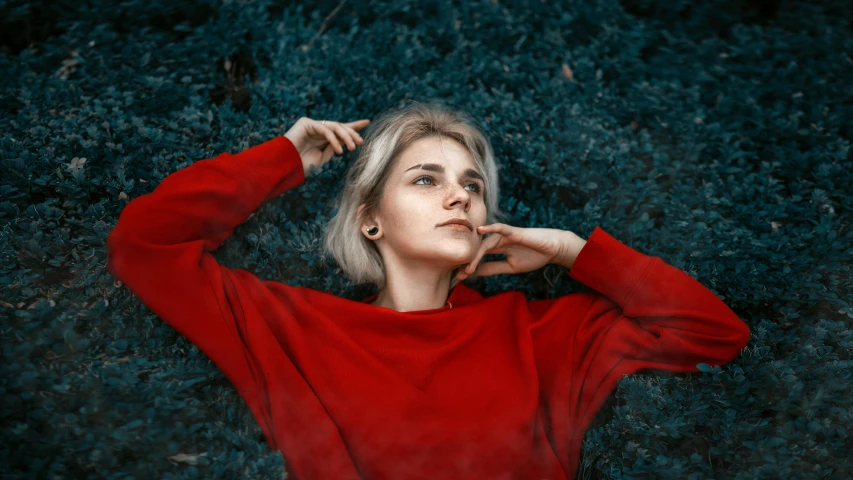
left=464, top=235, right=495, bottom=274
left=336, top=123, right=362, bottom=149
left=343, top=124, right=364, bottom=145
left=321, top=143, right=336, bottom=164
left=457, top=243, right=509, bottom=281
left=466, top=246, right=509, bottom=278
left=328, top=122, right=358, bottom=151
left=477, top=260, right=513, bottom=277
left=465, top=234, right=503, bottom=274
left=346, top=119, right=371, bottom=131
left=477, top=223, right=519, bottom=239
left=314, top=122, right=344, bottom=154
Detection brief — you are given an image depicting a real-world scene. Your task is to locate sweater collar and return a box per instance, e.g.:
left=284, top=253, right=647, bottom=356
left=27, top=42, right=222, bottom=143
left=361, top=283, right=483, bottom=315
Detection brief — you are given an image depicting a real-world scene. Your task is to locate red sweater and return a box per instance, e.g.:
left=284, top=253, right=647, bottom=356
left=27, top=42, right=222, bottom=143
left=107, top=136, right=751, bottom=480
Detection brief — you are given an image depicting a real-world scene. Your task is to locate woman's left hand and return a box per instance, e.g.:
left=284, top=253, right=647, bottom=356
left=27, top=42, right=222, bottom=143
left=456, top=223, right=573, bottom=281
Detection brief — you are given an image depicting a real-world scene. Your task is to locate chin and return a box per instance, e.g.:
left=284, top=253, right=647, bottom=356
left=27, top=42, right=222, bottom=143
left=432, top=245, right=477, bottom=264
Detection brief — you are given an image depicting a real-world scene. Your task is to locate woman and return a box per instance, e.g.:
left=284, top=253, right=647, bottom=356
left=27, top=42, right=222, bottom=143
left=107, top=100, right=750, bottom=480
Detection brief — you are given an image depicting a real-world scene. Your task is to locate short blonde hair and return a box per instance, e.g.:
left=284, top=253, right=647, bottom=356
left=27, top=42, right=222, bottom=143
left=322, top=99, right=506, bottom=290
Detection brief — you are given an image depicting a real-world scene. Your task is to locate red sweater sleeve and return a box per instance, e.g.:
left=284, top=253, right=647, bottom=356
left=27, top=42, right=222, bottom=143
left=529, top=227, right=751, bottom=438
left=105, top=135, right=304, bottom=403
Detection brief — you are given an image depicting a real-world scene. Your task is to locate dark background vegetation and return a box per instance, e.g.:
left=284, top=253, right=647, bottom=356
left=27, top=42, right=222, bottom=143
left=1, top=0, right=851, bottom=478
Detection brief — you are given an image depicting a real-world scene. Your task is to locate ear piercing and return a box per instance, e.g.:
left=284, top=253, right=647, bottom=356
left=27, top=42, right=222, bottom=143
left=367, top=226, right=379, bottom=235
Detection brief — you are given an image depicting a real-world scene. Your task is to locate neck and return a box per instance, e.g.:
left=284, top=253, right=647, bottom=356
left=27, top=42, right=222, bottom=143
left=370, top=260, right=457, bottom=312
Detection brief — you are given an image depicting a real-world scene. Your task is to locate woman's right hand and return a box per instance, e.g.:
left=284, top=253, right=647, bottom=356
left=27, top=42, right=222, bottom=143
left=284, top=117, right=371, bottom=178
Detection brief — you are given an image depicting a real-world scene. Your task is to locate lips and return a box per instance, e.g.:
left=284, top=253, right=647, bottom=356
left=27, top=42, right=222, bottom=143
left=438, top=218, right=473, bottom=231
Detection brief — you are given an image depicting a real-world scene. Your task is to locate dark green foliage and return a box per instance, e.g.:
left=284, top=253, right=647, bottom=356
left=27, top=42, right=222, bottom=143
left=2, top=0, right=851, bottom=478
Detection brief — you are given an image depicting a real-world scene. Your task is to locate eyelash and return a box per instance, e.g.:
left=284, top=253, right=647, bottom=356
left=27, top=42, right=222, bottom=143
left=413, top=175, right=483, bottom=194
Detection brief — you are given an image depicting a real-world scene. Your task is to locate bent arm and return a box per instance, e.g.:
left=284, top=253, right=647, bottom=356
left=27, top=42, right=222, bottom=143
left=107, top=136, right=304, bottom=253
left=566, top=226, right=751, bottom=366
left=105, top=136, right=305, bottom=394
left=529, top=227, right=750, bottom=456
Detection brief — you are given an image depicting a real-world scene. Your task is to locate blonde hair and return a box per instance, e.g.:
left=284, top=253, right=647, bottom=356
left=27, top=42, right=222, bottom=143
left=322, top=99, right=506, bottom=290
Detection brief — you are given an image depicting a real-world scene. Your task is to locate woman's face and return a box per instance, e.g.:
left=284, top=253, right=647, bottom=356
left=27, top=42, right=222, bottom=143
left=361, top=135, right=487, bottom=271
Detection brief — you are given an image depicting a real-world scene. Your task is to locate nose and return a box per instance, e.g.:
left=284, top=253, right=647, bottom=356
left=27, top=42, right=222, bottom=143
left=445, top=182, right=471, bottom=211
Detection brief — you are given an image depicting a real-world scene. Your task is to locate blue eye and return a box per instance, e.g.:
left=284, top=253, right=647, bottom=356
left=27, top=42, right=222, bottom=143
left=413, top=175, right=482, bottom=194
left=413, top=175, right=435, bottom=186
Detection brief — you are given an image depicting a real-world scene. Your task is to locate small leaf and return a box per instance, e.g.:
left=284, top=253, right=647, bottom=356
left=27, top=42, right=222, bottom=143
left=696, top=363, right=714, bottom=373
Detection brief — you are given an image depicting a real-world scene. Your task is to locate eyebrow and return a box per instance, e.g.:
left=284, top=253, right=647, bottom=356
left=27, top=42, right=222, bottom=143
left=404, top=163, right=486, bottom=185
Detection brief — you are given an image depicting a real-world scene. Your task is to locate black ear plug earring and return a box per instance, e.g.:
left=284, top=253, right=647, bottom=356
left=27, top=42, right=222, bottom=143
left=367, top=226, right=379, bottom=236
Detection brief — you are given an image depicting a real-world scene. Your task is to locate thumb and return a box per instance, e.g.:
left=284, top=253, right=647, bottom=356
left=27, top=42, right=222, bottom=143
left=477, top=260, right=513, bottom=277
left=316, top=143, right=336, bottom=167
left=323, top=142, right=336, bottom=159
left=305, top=144, right=338, bottom=177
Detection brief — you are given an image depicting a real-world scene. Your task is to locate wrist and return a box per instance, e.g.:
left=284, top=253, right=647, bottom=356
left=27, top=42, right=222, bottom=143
left=282, top=134, right=310, bottom=179
left=302, top=159, right=319, bottom=179
left=553, top=230, right=587, bottom=269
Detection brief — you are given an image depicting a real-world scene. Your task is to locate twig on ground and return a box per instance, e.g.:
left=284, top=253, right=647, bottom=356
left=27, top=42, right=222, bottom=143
left=301, top=0, right=349, bottom=52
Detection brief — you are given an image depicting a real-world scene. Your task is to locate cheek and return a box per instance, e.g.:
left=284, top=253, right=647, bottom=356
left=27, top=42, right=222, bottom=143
left=394, top=189, right=433, bottom=212
left=380, top=193, right=429, bottom=232
left=474, top=203, right=488, bottom=226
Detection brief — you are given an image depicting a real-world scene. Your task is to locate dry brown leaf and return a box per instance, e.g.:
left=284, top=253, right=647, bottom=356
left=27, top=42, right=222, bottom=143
left=167, top=452, right=207, bottom=465
left=561, top=63, right=574, bottom=81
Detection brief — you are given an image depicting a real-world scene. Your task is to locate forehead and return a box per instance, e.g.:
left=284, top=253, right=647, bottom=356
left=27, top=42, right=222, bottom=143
left=394, top=135, right=478, bottom=172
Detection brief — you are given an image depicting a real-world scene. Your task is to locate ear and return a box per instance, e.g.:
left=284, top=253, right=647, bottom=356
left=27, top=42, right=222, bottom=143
left=356, top=204, right=383, bottom=240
